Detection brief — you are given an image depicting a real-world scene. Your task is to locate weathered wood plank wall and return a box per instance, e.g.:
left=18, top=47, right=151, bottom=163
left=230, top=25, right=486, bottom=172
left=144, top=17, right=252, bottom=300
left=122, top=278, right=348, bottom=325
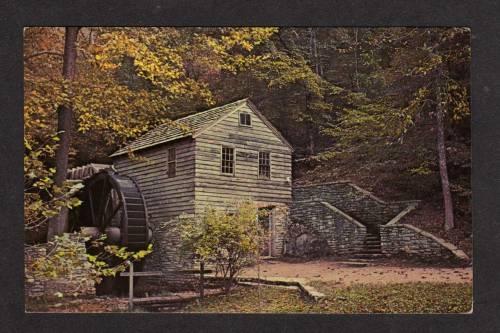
left=113, top=138, right=196, bottom=221
left=193, top=104, right=292, bottom=213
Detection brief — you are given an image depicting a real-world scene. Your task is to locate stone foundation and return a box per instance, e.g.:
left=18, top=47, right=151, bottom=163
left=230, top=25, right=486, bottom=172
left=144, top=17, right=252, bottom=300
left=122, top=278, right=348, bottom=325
left=138, top=202, right=289, bottom=290
left=137, top=217, right=195, bottom=291
left=24, top=235, right=96, bottom=299
left=288, top=200, right=366, bottom=256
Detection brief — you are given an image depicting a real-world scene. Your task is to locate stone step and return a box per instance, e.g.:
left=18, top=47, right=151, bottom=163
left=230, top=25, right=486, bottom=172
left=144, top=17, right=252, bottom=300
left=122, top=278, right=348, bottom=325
left=360, top=248, right=383, bottom=253
left=342, top=258, right=375, bottom=263
left=353, top=253, right=385, bottom=259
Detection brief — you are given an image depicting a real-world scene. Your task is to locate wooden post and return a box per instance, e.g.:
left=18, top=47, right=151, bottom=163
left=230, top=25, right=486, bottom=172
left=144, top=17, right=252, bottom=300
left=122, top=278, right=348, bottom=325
left=199, top=260, right=205, bottom=300
left=128, top=261, right=134, bottom=311
left=268, top=209, right=273, bottom=257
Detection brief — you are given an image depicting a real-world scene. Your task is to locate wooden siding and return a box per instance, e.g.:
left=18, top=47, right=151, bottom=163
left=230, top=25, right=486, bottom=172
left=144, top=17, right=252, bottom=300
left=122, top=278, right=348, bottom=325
left=194, top=104, right=292, bottom=213
left=113, top=138, right=196, bottom=223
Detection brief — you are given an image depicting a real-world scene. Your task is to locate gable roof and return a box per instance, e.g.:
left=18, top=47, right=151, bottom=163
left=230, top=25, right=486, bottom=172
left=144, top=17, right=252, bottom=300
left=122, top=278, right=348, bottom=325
left=110, top=98, right=293, bottom=157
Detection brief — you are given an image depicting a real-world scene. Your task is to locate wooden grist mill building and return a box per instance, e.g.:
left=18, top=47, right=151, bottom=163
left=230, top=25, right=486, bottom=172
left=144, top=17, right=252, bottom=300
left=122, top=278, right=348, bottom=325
left=109, top=98, right=293, bottom=275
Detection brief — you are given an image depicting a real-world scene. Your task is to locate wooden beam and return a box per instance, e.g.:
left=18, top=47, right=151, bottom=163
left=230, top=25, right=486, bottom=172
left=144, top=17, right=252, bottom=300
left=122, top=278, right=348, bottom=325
left=121, top=271, right=163, bottom=277
left=128, top=261, right=134, bottom=311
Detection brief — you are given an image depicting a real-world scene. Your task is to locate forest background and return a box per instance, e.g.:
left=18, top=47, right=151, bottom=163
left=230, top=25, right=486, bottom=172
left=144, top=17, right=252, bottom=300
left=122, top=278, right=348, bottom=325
left=24, top=27, right=471, bottom=254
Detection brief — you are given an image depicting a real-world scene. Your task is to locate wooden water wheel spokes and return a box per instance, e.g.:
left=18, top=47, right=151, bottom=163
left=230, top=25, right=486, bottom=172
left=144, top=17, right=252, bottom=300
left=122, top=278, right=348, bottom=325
left=77, top=170, right=151, bottom=251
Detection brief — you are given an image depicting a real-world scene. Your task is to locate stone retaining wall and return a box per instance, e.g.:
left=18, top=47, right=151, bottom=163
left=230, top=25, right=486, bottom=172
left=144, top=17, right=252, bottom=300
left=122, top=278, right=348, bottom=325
left=380, top=224, right=469, bottom=262
left=24, top=236, right=96, bottom=299
left=293, top=182, right=416, bottom=226
left=288, top=200, right=366, bottom=256
left=137, top=217, right=196, bottom=290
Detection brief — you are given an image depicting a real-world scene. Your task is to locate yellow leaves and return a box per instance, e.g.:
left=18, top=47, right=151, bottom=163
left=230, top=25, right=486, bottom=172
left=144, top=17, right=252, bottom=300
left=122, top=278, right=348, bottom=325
left=408, top=53, right=443, bottom=77
left=25, top=27, right=277, bottom=174
left=222, top=27, right=278, bottom=52
left=180, top=200, right=262, bottom=273
left=443, top=79, right=470, bottom=122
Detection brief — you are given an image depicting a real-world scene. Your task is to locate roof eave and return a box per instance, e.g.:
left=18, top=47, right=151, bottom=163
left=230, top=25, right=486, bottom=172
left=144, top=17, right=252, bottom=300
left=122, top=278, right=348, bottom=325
left=245, top=100, right=295, bottom=152
left=109, top=134, right=193, bottom=158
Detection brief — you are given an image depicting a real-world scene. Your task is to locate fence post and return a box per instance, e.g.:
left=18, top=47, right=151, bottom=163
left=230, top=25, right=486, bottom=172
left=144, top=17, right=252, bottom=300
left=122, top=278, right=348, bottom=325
left=128, top=261, right=134, bottom=311
left=200, top=260, right=205, bottom=300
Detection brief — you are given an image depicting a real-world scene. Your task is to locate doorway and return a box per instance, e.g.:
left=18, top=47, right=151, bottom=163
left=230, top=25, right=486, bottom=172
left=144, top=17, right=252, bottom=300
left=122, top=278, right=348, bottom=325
left=258, top=207, right=274, bottom=257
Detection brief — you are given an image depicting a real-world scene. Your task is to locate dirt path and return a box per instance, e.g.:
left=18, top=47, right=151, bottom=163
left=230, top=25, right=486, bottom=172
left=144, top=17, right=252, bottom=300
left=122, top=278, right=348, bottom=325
left=241, top=259, right=472, bottom=286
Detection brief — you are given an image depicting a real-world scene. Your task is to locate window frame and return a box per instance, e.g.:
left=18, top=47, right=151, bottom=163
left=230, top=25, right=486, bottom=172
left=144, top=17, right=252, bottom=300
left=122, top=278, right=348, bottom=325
left=220, top=145, right=235, bottom=176
left=167, top=147, right=176, bottom=178
left=258, top=151, right=271, bottom=179
left=238, top=112, right=252, bottom=127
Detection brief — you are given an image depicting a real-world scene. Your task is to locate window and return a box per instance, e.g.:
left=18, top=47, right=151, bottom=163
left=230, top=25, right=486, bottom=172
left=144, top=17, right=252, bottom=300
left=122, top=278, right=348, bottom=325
left=221, top=146, right=234, bottom=174
left=239, top=112, right=251, bottom=126
left=167, top=147, right=176, bottom=177
left=258, top=152, right=271, bottom=179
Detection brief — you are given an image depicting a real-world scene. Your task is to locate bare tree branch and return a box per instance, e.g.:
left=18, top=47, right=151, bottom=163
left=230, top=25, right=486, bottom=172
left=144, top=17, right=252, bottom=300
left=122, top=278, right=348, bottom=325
left=24, top=51, right=64, bottom=61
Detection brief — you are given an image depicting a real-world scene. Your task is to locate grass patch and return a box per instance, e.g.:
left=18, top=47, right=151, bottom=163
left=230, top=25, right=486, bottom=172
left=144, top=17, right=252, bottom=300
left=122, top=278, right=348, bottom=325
left=310, top=281, right=472, bottom=313
left=182, top=282, right=472, bottom=313
left=181, top=285, right=312, bottom=313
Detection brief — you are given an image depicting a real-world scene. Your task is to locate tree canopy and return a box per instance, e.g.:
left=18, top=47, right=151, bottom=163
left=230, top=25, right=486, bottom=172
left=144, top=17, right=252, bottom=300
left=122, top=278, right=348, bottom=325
left=24, top=27, right=471, bottom=236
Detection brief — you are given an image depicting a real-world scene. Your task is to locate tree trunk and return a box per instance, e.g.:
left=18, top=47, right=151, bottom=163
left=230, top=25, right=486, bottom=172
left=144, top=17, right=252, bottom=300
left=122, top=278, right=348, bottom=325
left=47, top=27, right=80, bottom=240
left=224, top=275, right=232, bottom=295
left=353, top=28, right=360, bottom=91
left=310, top=28, right=322, bottom=77
left=199, top=260, right=205, bottom=299
left=308, top=128, right=315, bottom=156
left=436, top=86, right=455, bottom=231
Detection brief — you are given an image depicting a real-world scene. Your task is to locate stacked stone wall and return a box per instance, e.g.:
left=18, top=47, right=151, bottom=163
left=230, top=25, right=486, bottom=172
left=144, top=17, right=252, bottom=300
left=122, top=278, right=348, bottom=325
left=289, top=182, right=468, bottom=263
left=137, top=217, right=196, bottom=291
left=380, top=224, right=469, bottom=262
left=24, top=235, right=96, bottom=299
left=293, top=182, right=414, bottom=225
left=288, top=200, right=366, bottom=256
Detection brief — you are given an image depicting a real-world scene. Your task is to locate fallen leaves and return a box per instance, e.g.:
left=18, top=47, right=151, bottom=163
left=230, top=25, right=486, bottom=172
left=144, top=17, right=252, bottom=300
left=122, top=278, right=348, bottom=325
left=181, top=282, right=472, bottom=314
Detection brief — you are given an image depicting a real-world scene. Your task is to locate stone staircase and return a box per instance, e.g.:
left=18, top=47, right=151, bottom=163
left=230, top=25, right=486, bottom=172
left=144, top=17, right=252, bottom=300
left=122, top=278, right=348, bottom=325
left=291, top=182, right=420, bottom=261
left=354, top=227, right=384, bottom=259
left=290, top=182, right=469, bottom=263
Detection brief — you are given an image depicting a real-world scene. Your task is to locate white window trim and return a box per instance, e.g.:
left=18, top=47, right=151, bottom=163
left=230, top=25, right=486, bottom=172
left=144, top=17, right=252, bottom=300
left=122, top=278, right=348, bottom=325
left=238, top=112, right=252, bottom=127
left=258, top=151, right=271, bottom=180
left=167, top=147, right=176, bottom=178
left=220, top=145, right=236, bottom=176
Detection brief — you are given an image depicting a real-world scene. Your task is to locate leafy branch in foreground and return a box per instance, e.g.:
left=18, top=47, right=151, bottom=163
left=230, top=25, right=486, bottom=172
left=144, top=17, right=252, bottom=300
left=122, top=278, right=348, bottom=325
left=27, top=232, right=153, bottom=297
left=24, top=135, right=83, bottom=234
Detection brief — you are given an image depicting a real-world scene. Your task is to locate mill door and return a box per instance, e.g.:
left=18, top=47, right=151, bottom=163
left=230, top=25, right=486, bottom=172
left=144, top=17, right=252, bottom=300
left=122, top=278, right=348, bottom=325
left=258, top=207, right=274, bottom=257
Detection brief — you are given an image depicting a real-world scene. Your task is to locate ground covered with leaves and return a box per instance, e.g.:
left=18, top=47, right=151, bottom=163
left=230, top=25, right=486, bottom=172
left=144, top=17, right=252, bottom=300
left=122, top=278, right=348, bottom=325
left=26, top=282, right=472, bottom=313
left=181, top=282, right=472, bottom=314
left=26, top=296, right=128, bottom=313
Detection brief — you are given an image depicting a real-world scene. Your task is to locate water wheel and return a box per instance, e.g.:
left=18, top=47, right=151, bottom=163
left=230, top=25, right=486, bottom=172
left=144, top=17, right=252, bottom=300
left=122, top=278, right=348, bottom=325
left=74, top=169, right=152, bottom=251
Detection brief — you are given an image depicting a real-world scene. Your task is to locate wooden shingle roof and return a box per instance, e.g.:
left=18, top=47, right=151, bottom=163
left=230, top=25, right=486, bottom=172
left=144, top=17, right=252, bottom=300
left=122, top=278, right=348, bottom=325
left=110, top=98, right=249, bottom=157
left=67, top=163, right=111, bottom=180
